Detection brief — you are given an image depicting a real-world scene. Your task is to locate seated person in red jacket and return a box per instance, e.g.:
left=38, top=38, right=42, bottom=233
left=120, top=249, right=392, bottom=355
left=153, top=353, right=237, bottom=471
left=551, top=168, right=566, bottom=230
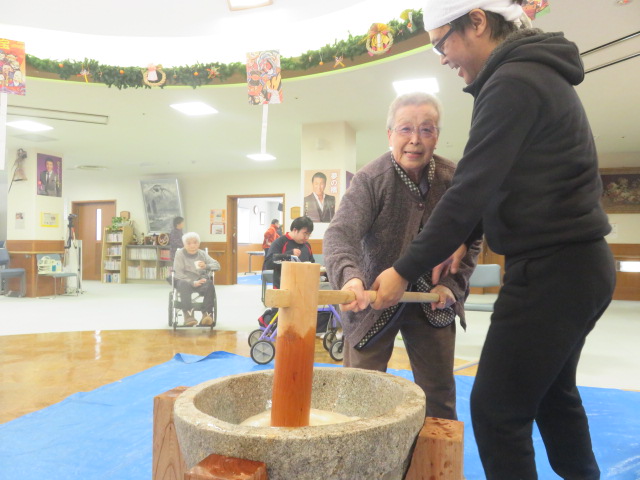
left=264, top=216, right=315, bottom=288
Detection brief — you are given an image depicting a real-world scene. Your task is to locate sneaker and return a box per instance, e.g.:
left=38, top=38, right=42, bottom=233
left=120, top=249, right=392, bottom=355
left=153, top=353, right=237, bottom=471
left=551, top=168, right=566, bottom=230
left=200, top=313, right=214, bottom=326
left=184, top=312, right=197, bottom=327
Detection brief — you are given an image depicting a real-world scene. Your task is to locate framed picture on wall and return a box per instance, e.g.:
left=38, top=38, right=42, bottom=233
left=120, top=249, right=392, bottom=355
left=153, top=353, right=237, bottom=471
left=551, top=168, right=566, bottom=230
left=260, top=212, right=266, bottom=225
left=36, top=154, right=62, bottom=197
left=303, top=169, right=340, bottom=223
left=600, top=168, right=640, bottom=213
left=140, top=178, right=183, bottom=233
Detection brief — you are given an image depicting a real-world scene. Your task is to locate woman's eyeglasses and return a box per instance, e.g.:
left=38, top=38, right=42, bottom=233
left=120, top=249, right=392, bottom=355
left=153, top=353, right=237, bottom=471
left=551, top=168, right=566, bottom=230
left=393, top=125, right=439, bottom=138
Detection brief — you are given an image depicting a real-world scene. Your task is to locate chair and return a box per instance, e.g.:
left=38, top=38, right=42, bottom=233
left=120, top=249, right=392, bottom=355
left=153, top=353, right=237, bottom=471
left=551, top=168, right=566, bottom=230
left=0, top=247, right=26, bottom=297
left=36, top=253, right=79, bottom=297
left=464, top=263, right=502, bottom=312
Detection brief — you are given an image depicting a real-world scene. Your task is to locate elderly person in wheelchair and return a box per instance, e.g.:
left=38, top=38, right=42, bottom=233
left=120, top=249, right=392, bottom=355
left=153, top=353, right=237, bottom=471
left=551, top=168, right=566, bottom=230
left=173, top=232, right=220, bottom=327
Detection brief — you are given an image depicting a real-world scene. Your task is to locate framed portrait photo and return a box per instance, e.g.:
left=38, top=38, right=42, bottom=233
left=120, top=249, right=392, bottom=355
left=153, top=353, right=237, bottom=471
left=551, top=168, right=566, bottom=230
left=36, top=154, right=62, bottom=197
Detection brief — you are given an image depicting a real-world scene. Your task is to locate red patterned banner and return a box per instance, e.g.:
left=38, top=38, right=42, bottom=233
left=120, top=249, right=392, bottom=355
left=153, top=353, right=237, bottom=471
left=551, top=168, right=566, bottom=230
left=0, top=38, right=26, bottom=96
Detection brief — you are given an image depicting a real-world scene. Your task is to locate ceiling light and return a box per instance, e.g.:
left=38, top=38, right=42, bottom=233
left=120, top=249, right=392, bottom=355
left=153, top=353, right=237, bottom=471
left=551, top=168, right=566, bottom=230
left=170, top=102, right=218, bottom=116
left=227, top=0, right=272, bottom=11
left=247, top=153, right=276, bottom=161
left=393, top=78, right=440, bottom=96
left=6, top=120, right=53, bottom=132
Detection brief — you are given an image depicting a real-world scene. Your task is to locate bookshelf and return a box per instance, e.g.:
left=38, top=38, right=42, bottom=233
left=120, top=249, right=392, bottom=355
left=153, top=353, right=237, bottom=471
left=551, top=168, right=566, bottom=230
left=126, top=245, right=172, bottom=283
left=101, top=226, right=133, bottom=284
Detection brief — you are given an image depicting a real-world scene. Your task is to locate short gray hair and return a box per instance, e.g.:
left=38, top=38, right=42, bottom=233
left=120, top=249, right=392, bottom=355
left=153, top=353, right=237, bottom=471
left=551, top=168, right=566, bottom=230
left=386, top=92, right=443, bottom=130
left=182, top=232, right=200, bottom=244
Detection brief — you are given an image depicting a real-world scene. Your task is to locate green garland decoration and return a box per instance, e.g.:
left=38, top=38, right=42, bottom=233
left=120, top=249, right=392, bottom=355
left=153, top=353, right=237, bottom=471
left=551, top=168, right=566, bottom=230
left=26, top=10, right=424, bottom=90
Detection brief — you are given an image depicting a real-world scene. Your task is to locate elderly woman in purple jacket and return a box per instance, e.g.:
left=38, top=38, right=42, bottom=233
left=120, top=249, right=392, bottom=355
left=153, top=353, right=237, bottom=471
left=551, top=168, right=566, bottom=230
left=324, top=92, right=480, bottom=420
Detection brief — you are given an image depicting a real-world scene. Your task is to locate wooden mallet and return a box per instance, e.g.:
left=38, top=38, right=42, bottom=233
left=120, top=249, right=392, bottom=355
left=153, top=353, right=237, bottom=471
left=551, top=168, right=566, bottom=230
left=267, top=262, right=439, bottom=427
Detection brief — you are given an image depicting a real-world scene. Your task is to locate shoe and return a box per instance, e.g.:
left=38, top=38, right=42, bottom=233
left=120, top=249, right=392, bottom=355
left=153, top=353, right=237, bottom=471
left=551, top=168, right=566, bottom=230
left=184, top=312, right=197, bottom=327
left=200, top=313, right=214, bottom=326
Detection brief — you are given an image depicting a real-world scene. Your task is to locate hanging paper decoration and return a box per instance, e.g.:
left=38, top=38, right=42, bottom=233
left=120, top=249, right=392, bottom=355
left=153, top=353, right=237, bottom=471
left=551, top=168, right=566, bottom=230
left=366, top=23, right=394, bottom=56
left=147, top=64, right=158, bottom=82
left=246, top=50, right=282, bottom=105
left=334, top=56, right=345, bottom=69
left=400, top=10, right=416, bottom=32
left=77, top=65, right=92, bottom=83
left=0, top=38, right=26, bottom=170
left=0, top=38, right=26, bottom=95
left=142, top=64, right=166, bottom=87
left=522, top=0, right=550, bottom=20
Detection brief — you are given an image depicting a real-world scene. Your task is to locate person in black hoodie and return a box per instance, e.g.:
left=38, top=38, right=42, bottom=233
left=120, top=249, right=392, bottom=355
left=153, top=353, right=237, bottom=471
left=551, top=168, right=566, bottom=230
left=371, top=1, right=615, bottom=479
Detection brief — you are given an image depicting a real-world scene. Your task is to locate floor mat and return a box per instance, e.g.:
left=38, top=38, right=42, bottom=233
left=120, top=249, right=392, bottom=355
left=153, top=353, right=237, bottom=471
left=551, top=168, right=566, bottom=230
left=1, top=351, right=638, bottom=479
left=237, top=274, right=264, bottom=285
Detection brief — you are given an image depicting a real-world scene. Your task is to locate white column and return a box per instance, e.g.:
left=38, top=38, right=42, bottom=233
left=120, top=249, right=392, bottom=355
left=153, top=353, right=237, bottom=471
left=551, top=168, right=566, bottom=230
left=299, top=122, right=356, bottom=238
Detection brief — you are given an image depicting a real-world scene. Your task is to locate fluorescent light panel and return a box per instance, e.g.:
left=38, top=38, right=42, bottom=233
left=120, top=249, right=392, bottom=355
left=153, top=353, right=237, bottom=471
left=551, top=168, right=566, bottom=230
left=247, top=153, right=276, bottom=161
left=6, top=120, right=53, bottom=132
left=228, top=0, right=272, bottom=11
left=393, top=78, right=440, bottom=96
left=170, top=102, right=218, bottom=116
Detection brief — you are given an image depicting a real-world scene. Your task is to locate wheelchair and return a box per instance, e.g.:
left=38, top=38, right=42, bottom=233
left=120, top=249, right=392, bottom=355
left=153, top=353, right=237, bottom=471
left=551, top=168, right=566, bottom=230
left=167, top=269, right=218, bottom=331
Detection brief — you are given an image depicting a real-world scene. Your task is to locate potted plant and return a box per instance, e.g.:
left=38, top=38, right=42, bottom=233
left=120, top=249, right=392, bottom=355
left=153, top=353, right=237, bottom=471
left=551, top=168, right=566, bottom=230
left=107, top=216, right=125, bottom=233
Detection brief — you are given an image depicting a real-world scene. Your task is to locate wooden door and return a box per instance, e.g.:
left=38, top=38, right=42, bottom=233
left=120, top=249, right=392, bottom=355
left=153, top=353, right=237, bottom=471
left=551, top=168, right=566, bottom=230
left=72, top=201, right=116, bottom=281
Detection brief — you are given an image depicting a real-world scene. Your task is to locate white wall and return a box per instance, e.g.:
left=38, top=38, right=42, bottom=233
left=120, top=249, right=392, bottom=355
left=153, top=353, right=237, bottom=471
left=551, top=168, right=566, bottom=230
left=606, top=214, right=640, bottom=244
left=7, top=164, right=640, bottom=247
left=62, top=168, right=303, bottom=242
left=5, top=148, right=65, bottom=242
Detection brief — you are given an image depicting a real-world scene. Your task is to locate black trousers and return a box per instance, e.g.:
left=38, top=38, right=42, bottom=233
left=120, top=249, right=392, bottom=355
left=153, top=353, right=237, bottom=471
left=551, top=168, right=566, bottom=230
left=471, top=238, right=615, bottom=480
left=176, top=279, right=215, bottom=315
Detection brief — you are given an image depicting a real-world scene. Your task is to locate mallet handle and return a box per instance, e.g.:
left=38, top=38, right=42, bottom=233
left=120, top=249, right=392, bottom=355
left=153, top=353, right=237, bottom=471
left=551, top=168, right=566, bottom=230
left=265, top=289, right=439, bottom=308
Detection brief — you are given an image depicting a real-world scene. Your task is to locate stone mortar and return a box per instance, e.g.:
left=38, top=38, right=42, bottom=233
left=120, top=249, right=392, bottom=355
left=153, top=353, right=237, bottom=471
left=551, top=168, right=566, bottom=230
left=174, top=367, right=426, bottom=480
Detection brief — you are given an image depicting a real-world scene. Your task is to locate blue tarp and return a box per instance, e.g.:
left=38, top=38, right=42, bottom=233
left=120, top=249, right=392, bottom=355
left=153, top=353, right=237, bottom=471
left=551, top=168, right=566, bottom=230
left=1, top=351, right=638, bottom=479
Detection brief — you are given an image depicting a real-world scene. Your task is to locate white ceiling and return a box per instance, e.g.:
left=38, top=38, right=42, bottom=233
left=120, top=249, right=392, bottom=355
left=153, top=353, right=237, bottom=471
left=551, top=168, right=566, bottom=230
left=2, top=0, right=639, bottom=179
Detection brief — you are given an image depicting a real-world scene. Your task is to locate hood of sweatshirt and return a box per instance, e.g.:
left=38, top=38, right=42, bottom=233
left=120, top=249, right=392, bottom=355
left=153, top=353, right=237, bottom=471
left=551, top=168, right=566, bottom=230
left=464, top=29, right=584, bottom=97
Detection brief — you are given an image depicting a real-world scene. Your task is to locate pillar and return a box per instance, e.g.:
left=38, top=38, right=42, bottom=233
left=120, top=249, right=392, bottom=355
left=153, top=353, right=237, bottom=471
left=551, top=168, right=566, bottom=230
left=299, top=122, right=356, bottom=240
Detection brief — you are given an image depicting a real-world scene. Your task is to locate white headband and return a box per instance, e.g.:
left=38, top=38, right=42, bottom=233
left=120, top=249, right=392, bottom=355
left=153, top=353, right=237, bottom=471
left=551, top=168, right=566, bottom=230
left=422, top=0, right=525, bottom=30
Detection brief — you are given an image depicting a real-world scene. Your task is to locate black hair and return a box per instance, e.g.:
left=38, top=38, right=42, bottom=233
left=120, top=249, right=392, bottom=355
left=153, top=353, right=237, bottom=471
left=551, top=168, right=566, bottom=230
left=451, top=1, right=525, bottom=41
left=311, top=172, right=327, bottom=183
left=271, top=219, right=280, bottom=225
left=173, top=216, right=184, bottom=228
left=290, top=216, right=314, bottom=233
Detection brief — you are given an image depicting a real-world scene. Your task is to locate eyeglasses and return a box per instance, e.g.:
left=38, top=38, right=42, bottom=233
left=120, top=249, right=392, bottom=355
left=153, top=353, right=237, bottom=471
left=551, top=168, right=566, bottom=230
left=432, top=24, right=455, bottom=56
left=392, top=125, right=439, bottom=138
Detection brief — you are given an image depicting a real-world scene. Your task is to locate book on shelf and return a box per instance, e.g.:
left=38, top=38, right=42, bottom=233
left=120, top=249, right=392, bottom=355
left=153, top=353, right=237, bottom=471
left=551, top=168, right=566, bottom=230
left=103, top=273, right=121, bottom=283
left=106, top=232, right=123, bottom=242
left=104, top=260, right=122, bottom=270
